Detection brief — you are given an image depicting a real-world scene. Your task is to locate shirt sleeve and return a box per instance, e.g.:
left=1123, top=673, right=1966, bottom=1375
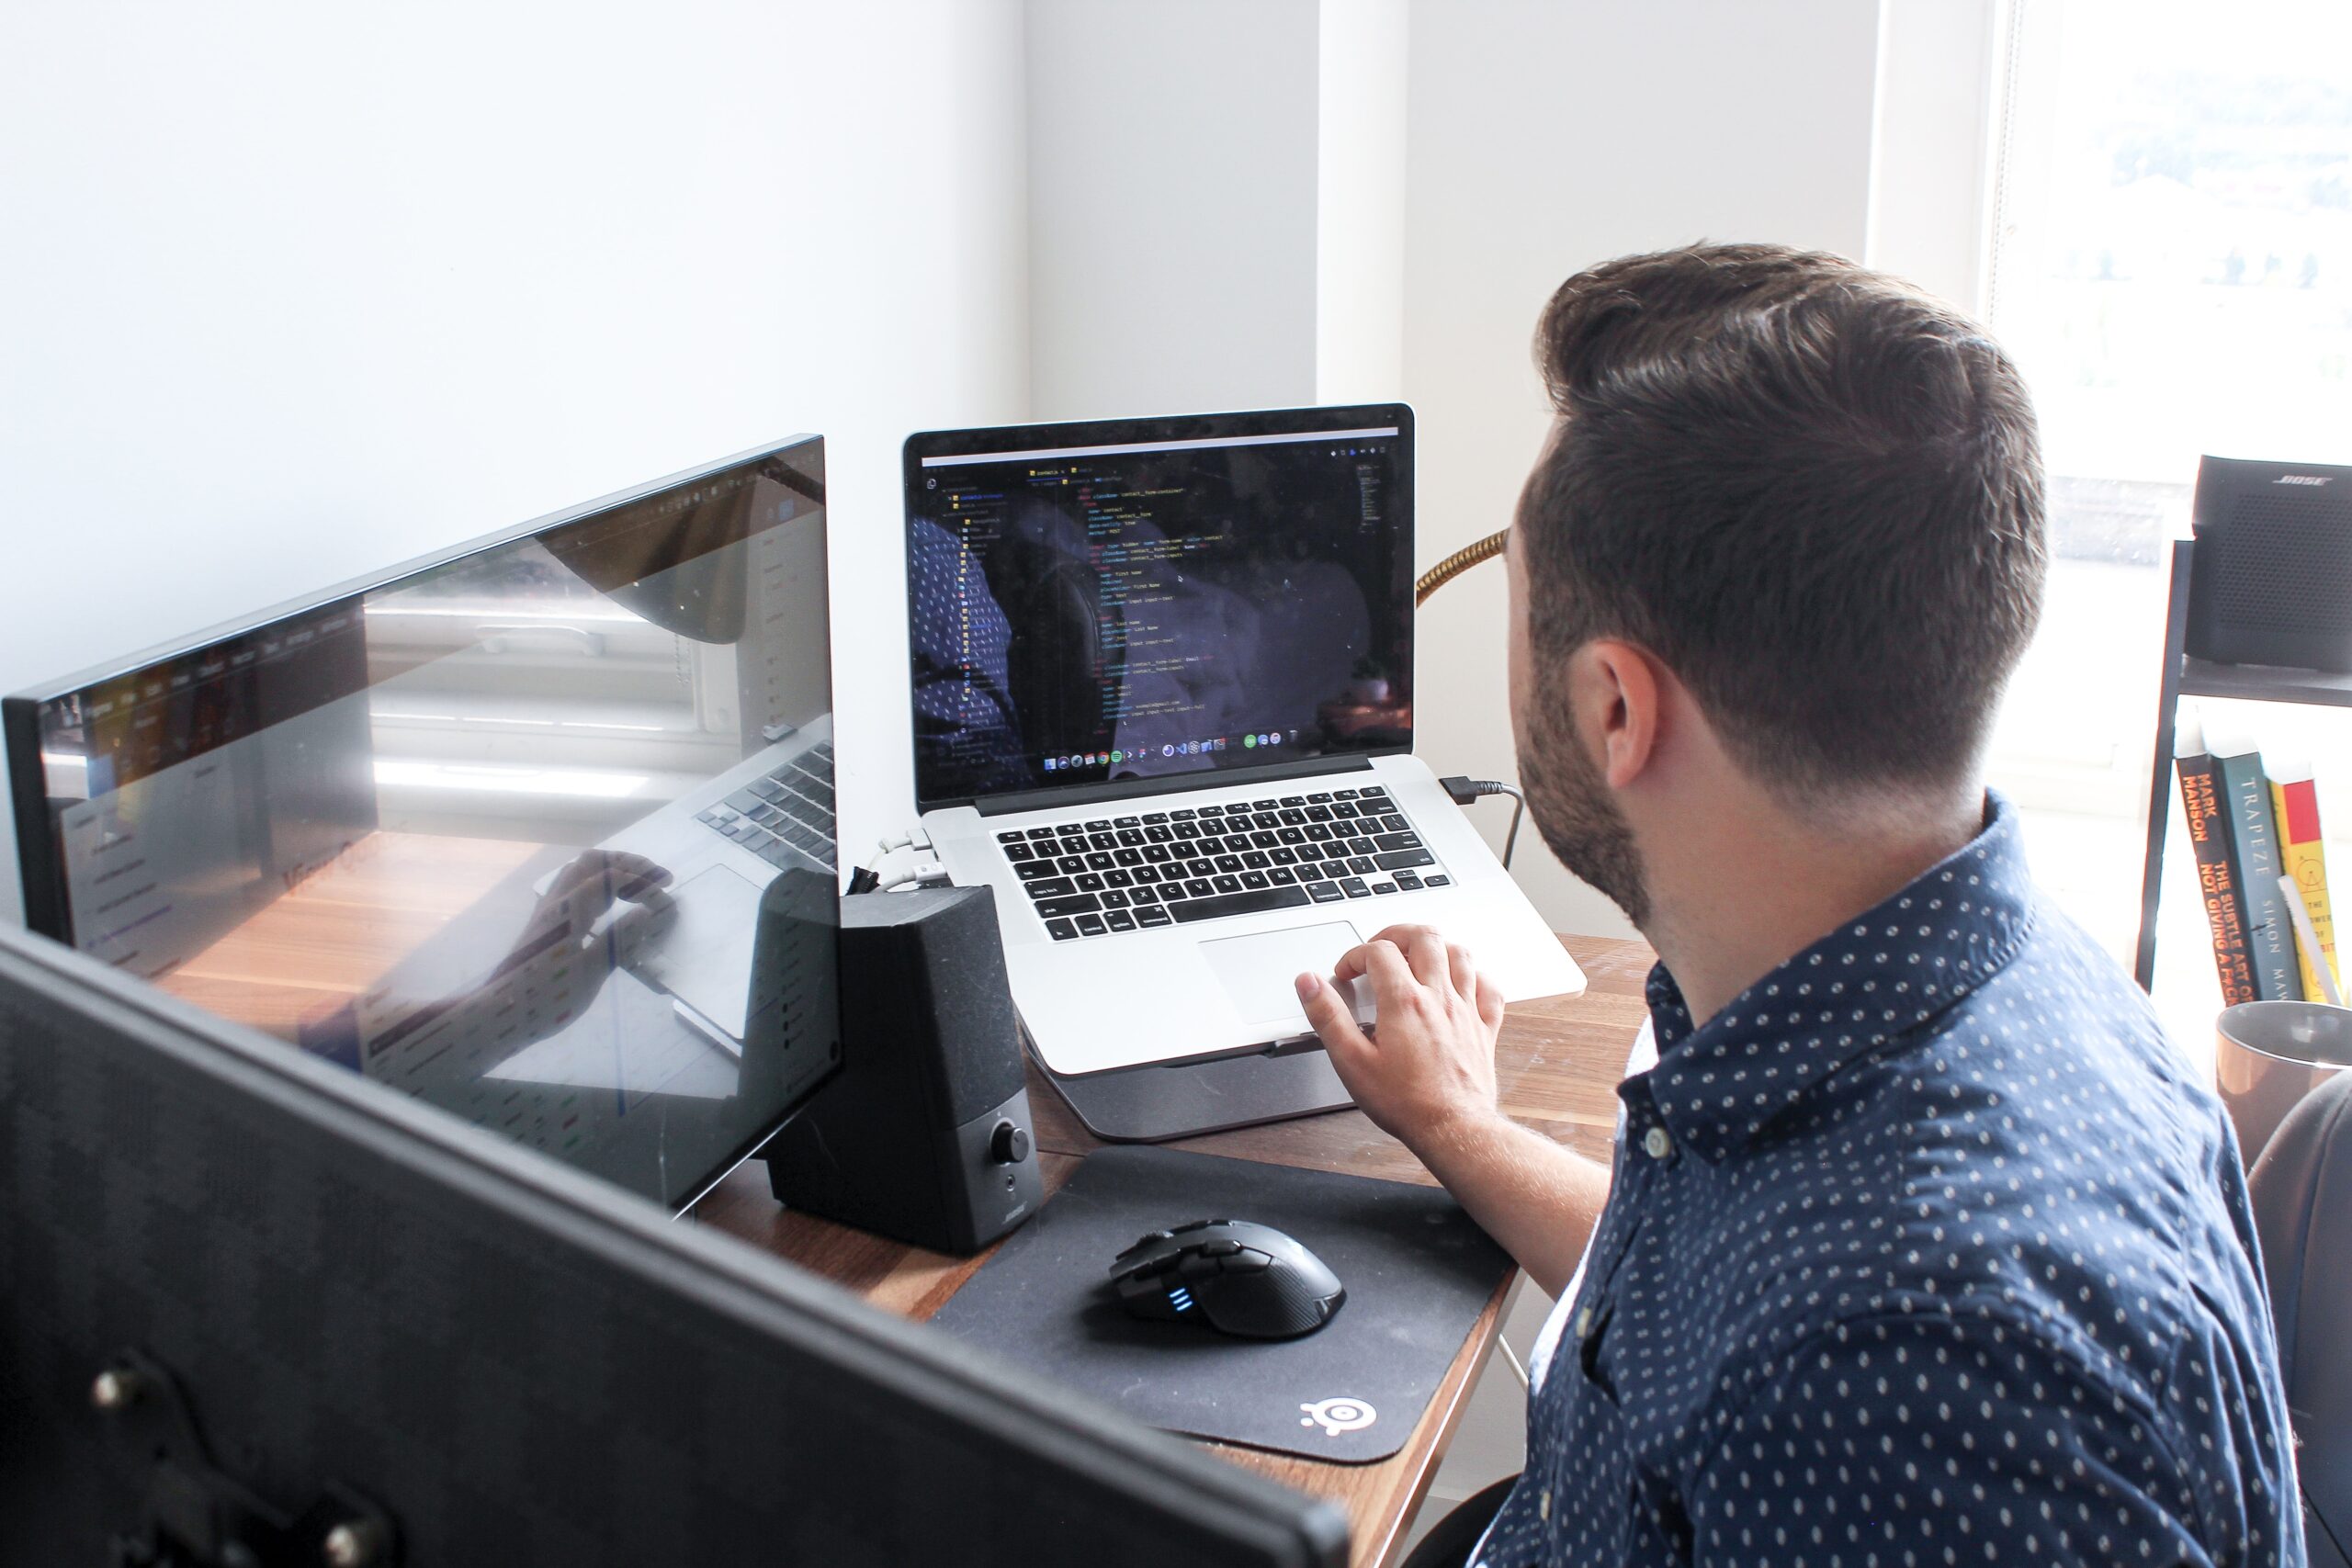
left=1687, top=1313, right=2216, bottom=1568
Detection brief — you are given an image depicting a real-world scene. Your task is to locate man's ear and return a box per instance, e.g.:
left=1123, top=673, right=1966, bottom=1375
left=1573, top=638, right=1665, bottom=789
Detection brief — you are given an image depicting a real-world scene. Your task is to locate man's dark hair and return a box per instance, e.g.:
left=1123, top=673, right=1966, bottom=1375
left=1521, top=243, right=2047, bottom=804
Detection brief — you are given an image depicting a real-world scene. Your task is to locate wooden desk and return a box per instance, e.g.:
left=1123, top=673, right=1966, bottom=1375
left=693, top=932, right=1654, bottom=1568
left=157, top=833, right=1650, bottom=1564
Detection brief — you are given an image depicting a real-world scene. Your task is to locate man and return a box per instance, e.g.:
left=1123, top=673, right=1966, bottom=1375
left=1295, top=244, right=2300, bottom=1566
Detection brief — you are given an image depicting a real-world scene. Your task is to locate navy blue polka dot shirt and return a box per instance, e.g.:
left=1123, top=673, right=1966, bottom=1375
left=1475, top=794, right=2301, bottom=1566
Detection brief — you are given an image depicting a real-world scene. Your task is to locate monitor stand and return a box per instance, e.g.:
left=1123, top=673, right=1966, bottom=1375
left=1028, top=1032, right=1355, bottom=1143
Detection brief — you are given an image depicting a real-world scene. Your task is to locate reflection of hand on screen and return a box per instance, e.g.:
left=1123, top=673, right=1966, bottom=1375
left=463, top=850, right=679, bottom=1041
left=528, top=850, right=673, bottom=935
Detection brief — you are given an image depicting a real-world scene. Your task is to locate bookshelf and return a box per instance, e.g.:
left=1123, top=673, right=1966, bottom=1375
left=2132, top=537, right=2352, bottom=987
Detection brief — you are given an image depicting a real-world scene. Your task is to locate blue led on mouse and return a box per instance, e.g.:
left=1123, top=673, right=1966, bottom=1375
left=1107, top=1219, right=1345, bottom=1339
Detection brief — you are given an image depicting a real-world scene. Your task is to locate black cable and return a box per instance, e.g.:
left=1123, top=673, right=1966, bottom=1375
left=1437, top=775, right=1529, bottom=870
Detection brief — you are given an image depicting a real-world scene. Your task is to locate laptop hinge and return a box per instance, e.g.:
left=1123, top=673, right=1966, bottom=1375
left=968, top=753, right=1383, bottom=817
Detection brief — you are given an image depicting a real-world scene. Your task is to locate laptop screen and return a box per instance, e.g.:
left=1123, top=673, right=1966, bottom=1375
left=5, top=439, right=842, bottom=1210
left=903, top=404, right=1414, bottom=809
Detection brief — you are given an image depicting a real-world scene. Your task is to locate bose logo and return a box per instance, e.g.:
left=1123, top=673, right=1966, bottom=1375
left=2274, top=475, right=2332, bottom=486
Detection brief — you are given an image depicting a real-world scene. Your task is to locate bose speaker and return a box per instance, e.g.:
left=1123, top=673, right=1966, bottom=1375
left=763, top=885, right=1042, bottom=1255
left=2187, top=455, right=2352, bottom=672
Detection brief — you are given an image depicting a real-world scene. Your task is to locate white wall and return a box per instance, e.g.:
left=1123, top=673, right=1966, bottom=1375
left=2, top=0, right=1905, bottom=946
left=1316, top=0, right=1411, bottom=404
left=1867, top=0, right=2001, bottom=312
left=0, top=0, right=1032, bottom=923
left=1024, top=0, right=1322, bottom=420
left=1401, top=0, right=1884, bottom=938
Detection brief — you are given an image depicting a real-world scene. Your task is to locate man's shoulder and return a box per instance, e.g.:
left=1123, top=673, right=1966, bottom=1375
left=1705, top=902, right=2255, bottom=1409
left=1836, top=895, right=2221, bottom=1166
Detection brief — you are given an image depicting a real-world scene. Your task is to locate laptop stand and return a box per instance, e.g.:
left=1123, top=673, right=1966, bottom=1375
left=1027, top=1030, right=1355, bottom=1142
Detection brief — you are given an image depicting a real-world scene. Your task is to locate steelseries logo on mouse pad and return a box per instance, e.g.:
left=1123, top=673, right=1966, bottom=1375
left=1298, top=1396, right=1377, bottom=1437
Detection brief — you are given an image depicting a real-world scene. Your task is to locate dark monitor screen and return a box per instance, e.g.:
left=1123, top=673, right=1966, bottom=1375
left=0, top=922, right=1348, bottom=1567
left=903, top=405, right=1413, bottom=809
left=3, top=439, right=839, bottom=1210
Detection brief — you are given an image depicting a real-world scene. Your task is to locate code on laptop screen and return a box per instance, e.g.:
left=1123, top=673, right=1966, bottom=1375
left=904, top=407, right=1414, bottom=808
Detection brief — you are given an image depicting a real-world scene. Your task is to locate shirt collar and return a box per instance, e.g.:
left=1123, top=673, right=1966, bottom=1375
left=1634, top=791, right=2037, bottom=1164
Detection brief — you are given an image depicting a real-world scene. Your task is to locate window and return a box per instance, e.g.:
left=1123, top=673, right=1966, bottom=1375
left=1979, top=0, right=2352, bottom=1048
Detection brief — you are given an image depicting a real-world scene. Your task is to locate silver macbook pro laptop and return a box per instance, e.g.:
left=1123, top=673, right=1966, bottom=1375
left=901, top=403, right=1583, bottom=1078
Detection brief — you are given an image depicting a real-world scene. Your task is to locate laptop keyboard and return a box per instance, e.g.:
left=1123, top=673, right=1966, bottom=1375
left=695, top=742, right=838, bottom=874
left=995, top=784, right=1451, bottom=942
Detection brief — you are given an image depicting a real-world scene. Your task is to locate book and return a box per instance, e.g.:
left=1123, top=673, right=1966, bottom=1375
left=2176, top=714, right=2257, bottom=1006
left=2208, top=723, right=2303, bottom=1001
left=2266, top=749, right=2342, bottom=1005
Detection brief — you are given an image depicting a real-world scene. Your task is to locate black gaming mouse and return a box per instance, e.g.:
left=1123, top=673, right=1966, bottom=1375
left=1107, top=1218, right=1346, bottom=1339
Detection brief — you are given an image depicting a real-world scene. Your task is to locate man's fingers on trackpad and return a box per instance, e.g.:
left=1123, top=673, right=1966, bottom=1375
left=1295, top=971, right=1373, bottom=1048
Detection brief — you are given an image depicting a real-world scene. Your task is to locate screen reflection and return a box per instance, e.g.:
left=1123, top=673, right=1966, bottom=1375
left=31, top=442, right=840, bottom=1208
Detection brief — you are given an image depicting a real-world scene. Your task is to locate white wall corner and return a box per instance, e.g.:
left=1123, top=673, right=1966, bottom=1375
left=1865, top=0, right=2002, bottom=314
left=1023, top=0, right=1323, bottom=421
left=1315, top=0, right=1411, bottom=404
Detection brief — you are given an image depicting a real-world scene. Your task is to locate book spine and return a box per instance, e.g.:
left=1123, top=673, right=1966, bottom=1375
left=2270, top=773, right=2340, bottom=1003
left=2178, top=752, right=2257, bottom=1006
left=2218, top=750, right=2303, bottom=1001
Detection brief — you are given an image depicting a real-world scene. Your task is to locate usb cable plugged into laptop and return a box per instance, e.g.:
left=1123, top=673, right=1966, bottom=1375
left=850, top=826, right=944, bottom=896
left=877, top=863, right=952, bottom=894
left=1439, top=776, right=1528, bottom=870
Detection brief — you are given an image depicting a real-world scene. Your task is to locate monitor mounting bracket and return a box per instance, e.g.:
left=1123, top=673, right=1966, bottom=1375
left=90, top=1347, right=401, bottom=1568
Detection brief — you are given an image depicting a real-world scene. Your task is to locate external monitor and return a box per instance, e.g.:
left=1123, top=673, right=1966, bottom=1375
left=4, top=440, right=840, bottom=1209
left=902, top=404, right=1414, bottom=809
left=0, top=921, right=1349, bottom=1566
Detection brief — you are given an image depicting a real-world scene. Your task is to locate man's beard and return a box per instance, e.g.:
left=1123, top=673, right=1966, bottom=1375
left=1518, top=693, right=1652, bottom=931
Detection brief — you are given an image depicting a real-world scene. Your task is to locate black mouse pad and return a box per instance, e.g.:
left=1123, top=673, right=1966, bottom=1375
left=926, top=1145, right=1512, bottom=1463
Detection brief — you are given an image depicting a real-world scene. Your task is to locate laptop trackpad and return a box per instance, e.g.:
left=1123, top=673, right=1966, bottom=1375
left=634, top=863, right=765, bottom=1041
left=1199, top=921, right=1364, bottom=1027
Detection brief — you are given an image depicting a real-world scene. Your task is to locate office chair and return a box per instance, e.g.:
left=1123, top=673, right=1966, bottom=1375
left=1399, top=1477, right=1516, bottom=1568
left=2248, top=1066, right=2352, bottom=1568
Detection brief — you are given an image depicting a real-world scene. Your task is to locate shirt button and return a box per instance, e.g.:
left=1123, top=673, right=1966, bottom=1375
left=1643, top=1124, right=1673, bottom=1159
left=1573, top=1304, right=1594, bottom=1340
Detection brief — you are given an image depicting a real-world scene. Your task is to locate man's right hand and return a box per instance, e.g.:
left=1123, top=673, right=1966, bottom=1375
left=1295, top=922, right=1611, bottom=1300
left=1294, top=923, right=1507, bottom=1151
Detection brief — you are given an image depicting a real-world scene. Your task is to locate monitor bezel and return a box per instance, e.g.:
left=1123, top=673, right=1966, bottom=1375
left=4, top=435, right=824, bottom=942
left=899, top=402, right=1416, bottom=815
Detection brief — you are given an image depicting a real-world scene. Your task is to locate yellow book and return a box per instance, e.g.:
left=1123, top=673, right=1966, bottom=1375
left=2267, top=751, right=2341, bottom=1003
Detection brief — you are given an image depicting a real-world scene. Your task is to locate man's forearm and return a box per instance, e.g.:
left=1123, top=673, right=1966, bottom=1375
left=1407, top=1108, right=1611, bottom=1299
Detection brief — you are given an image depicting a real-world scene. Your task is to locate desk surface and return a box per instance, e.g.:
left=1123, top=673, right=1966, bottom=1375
left=693, top=932, right=1653, bottom=1568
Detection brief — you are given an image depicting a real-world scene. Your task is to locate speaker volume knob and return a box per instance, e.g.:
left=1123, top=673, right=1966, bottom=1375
left=989, top=1120, right=1032, bottom=1165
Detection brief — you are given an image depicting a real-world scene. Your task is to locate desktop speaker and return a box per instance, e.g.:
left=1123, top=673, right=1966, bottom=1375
left=763, top=885, right=1043, bottom=1255
left=2187, top=455, right=2352, bottom=672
